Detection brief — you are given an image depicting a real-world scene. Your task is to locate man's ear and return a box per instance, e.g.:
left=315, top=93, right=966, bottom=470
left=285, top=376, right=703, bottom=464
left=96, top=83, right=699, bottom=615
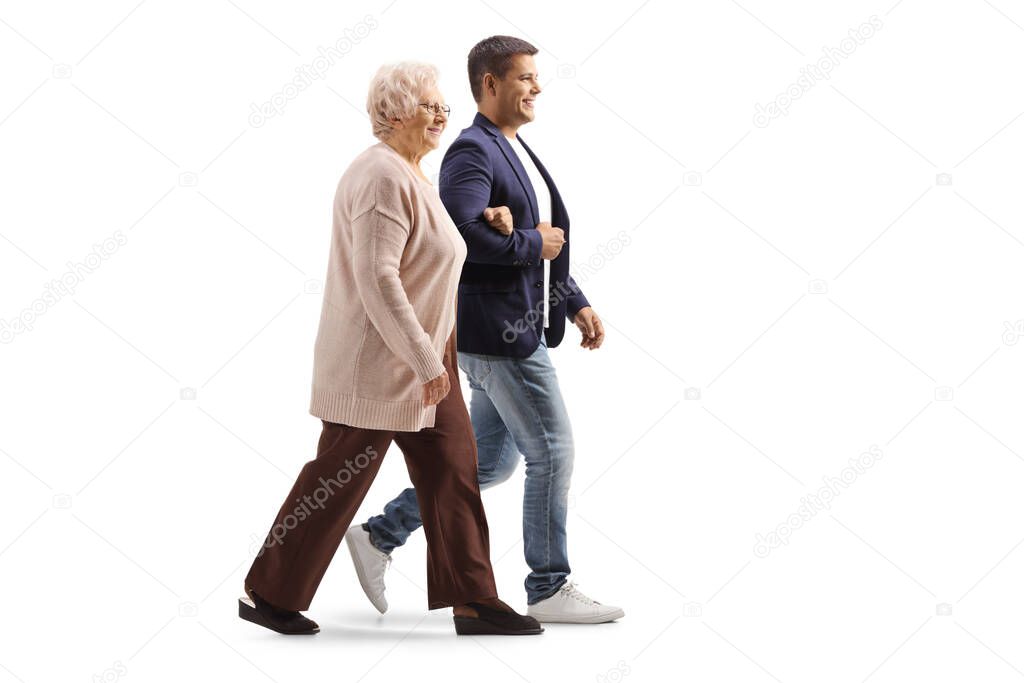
left=484, top=73, right=497, bottom=96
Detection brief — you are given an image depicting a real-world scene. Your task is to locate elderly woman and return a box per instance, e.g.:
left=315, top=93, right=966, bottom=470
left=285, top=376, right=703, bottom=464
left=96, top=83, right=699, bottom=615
left=239, top=62, right=540, bottom=636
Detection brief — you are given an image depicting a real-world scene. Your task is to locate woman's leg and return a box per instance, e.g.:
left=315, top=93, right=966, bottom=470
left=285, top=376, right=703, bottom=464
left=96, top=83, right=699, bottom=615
left=364, top=363, right=519, bottom=554
left=244, top=421, right=394, bottom=611
left=392, top=333, right=499, bottom=609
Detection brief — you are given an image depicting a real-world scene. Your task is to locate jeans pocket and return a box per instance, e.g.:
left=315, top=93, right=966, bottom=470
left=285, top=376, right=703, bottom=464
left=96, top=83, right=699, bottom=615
left=458, top=353, right=492, bottom=387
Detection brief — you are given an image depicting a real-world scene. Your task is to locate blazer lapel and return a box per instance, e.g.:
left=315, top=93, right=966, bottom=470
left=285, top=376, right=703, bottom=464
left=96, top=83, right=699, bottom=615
left=473, top=113, right=540, bottom=227
left=516, top=135, right=567, bottom=229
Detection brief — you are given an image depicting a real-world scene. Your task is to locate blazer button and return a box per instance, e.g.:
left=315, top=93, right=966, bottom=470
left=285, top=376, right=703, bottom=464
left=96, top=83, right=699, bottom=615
left=534, top=281, right=543, bottom=287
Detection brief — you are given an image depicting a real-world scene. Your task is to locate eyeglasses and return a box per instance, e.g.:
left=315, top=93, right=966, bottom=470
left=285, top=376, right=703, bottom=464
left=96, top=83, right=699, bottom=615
left=418, top=102, right=450, bottom=116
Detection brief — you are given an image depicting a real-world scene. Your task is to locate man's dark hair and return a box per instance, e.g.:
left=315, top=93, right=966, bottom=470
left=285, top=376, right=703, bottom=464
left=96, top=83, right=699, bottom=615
left=467, top=35, right=539, bottom=102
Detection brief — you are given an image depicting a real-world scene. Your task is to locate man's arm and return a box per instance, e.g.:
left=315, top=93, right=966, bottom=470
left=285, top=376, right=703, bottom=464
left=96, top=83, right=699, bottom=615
left=440, top=137, right=543, bottom=267
left=564, top=273, right=590, bottom=320
left=566, top=275, right=603, bottom=350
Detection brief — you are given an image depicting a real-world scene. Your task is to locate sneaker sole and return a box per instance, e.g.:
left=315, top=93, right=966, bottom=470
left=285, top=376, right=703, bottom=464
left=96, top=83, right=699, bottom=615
left=527, top=608, right=625, bottom=624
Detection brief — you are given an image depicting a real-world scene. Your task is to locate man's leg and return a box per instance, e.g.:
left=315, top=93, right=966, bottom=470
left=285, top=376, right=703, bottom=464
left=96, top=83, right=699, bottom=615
left=459, top=338, right=575, bottom=605
left=362, top=487, right=419, bottom=554
left=461, top=357, right=523, bottom=487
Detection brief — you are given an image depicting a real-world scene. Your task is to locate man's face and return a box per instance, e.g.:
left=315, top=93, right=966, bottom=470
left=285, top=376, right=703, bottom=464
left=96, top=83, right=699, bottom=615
left=491, top=54, right=542, bottom=126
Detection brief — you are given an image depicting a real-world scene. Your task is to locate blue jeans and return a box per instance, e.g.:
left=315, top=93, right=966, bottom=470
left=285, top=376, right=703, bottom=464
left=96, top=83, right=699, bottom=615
left=365, top=337, right=575, bottom=604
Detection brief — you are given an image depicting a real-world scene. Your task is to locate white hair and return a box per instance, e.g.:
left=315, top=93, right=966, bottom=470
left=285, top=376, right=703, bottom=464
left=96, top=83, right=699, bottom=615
left=366, top=62, right=440, bottom=141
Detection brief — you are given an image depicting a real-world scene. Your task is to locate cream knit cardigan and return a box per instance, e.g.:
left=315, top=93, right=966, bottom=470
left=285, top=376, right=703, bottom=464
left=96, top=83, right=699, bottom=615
left=309, top=142, right=467, bottom=431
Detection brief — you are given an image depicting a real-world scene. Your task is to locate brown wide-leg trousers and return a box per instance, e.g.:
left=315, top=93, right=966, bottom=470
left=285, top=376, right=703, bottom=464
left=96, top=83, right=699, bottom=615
left=244, top=332, right=498, bottom=611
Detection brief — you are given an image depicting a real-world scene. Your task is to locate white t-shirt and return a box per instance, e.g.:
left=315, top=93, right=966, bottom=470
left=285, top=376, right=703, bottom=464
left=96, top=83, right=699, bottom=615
left=505, top=135, right=552, bottom=328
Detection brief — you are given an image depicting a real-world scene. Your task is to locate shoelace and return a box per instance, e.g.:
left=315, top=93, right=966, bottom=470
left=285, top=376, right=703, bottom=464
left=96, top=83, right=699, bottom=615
left=561, top=581, right=597, bottom=605
left=372, top=548, right=391, bottom=572
left=371, top=552, right=391, bottom=596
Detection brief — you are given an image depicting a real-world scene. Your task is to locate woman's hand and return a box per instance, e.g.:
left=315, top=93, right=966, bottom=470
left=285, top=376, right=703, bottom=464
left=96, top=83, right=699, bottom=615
left=422, top=371, right=451, bottom=406
left=482, top=206, right=514, bottom=235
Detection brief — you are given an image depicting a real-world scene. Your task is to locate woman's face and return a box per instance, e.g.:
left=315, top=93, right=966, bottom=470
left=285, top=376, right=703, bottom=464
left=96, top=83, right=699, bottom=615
left=398, top=86, right=448, bottom=154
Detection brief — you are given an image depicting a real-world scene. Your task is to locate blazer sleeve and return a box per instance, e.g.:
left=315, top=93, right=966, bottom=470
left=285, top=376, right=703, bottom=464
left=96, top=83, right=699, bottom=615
left=565, top=274, right=591, bottom=319
left=439, top=137, right=543, bottom=267
left=349, top=178, right=446, bottom=384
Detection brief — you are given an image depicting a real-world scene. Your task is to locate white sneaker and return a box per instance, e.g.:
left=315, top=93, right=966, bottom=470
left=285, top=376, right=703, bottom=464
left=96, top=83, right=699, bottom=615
left=344, top=525, right=391, bottom=614
left=526, top=581, right=624, bottom=624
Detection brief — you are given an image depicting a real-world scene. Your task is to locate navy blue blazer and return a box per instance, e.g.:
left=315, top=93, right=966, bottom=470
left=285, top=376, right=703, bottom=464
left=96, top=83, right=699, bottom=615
left=439, top=112, right=590, bottom=358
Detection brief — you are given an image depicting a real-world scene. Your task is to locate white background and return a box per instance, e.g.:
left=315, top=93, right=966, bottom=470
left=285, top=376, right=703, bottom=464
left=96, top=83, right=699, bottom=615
left=2, top=1, right=1024, bottom=681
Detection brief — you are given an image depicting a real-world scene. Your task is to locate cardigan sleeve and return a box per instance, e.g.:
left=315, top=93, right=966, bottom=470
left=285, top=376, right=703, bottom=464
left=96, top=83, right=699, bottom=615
left=350, top=201, right=446, bottom=385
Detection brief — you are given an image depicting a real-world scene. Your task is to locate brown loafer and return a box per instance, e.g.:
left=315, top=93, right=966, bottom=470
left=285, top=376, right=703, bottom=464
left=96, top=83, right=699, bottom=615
left=453, top=602, right=544, bottom=635
left=238, top=587, right=319, bottom=635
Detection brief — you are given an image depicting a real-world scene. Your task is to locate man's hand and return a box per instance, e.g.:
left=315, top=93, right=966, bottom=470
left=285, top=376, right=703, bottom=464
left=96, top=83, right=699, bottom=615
left=422, top=371, right=450, bottom=406
left=537, top=222, right=565, bottom=260
left=482, top=206, right=514, bottom=236
left=573, top=307, right=605, bottom=350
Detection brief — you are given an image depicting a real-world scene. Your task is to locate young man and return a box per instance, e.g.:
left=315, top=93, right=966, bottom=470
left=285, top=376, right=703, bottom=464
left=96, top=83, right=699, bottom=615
left=346, top=36, right=623, bottom=624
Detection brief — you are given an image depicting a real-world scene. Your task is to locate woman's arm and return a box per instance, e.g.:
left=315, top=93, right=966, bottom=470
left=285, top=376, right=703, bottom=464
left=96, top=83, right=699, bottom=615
left=350, top=205, right=446, bottom=385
